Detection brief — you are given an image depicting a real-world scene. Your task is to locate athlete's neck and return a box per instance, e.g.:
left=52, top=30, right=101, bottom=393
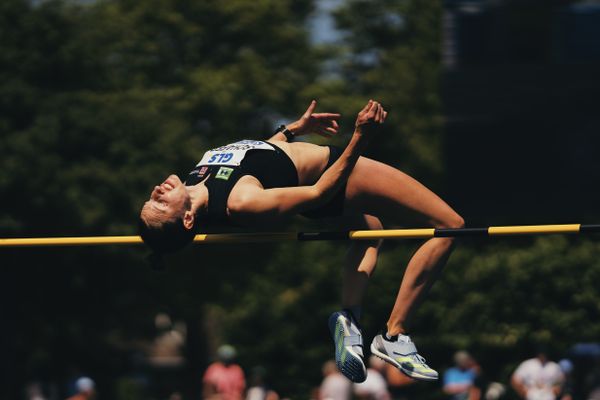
left=185, top=181, right=209, bottom=215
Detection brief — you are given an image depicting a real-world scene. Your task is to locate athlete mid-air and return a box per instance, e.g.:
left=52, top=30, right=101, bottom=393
left=140, top=99, right=464, bottom=382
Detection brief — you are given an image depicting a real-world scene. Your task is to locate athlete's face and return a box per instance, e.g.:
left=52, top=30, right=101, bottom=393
left=145, top=174, right=190, bottom=220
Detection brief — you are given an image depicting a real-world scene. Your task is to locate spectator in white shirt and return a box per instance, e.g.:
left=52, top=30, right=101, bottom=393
left=511, top=348, right=564, bottom=400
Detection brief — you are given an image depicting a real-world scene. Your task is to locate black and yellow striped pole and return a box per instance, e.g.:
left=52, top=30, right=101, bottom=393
left=1, top=224, right=599, bottom=248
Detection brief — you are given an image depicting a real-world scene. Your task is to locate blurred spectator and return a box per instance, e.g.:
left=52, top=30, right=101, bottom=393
left=354, top=356, right=390, bottom=400
left=66, top=377, right=95, bottom=400
left=148, top=313, right=186, bottom=368
left=384, top=363, right=416, bottom=400
left=511, top=348, right=564, bottom=400
left=245, top=366, right=279, bottom=400
left=147, top=313, right=187, bottom=398
left=469, top=372, right=505, bottom=400
left=319, top=360, right=351, bottom=400
left=480, top=382, right=506, bottom=400
left=203, top=344, right=246, bottom=400
left=168, top=392, right=183, bottom=400
left=25, top=381, right=47, bottom=400
left=443, top=351, right=478, bottom=400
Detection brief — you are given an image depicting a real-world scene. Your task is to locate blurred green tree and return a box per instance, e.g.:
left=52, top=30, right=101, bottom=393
left=0, top=0, right=321, bottom=398
left=2, top=0, right=600, bottom=399
left=305, top=0, right=445, bottom=181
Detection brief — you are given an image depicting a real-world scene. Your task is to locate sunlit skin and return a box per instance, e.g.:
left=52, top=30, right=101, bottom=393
left=143, top=174, right=207, bottom=229
left=147, top=175, right=187, bottom=214
left=142, top=100, right=464, bottom=337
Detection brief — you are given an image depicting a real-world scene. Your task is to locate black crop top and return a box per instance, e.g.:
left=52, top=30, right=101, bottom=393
left=185, top=140, right=298, bottom=224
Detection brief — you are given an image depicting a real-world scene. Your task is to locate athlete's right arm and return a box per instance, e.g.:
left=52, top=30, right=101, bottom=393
left=313, top=100, right=386, bottom=201
left=230, top=101, right=386, bottom=223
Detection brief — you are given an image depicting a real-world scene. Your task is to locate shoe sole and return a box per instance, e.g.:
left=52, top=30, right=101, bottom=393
left=328, top=313, right=367, bottom=383
left=370, top=342, right=438, bottom=381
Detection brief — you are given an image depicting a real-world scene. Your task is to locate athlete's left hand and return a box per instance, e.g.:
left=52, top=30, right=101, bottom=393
left=287, top=100, right=341, bottom=138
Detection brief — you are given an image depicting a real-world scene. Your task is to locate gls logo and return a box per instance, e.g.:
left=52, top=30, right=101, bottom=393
left=208, top=152, right=234, bottom=164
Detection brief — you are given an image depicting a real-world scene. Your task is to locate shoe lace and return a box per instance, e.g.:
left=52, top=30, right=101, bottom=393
left=410, top=353, right=428, bottom=366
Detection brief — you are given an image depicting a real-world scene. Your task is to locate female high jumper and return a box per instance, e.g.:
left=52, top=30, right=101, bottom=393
left=139, top=99, right=464, bottom=383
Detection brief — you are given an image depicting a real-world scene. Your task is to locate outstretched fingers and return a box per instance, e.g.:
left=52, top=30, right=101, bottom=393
left=313, top=112, right=341, bottom=119
left=302, top=100, right=318, bottom=119
left=316, top=119, right=339, bottom=137
left=311, top=112, right=341, bottom=137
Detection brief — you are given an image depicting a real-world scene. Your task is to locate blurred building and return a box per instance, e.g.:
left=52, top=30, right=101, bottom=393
left=441, top=0, right=600, bottom=223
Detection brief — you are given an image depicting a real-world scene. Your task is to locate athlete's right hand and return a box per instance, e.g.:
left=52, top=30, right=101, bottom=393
left=355, top=100, right=387, bottom=135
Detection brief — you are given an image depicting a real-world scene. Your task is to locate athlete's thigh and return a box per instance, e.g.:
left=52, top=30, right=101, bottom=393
left=343, top=157, right=460, bottom=227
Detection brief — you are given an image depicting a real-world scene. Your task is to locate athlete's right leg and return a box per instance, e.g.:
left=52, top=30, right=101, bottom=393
left=342, top=214, right=383, bottom=315
left=329, top=214, right=382, bottom=383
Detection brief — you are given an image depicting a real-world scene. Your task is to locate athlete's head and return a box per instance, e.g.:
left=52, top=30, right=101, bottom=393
left=139, top=174, right=196, bottom=253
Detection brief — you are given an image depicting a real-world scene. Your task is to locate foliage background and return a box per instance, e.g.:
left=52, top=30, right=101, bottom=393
left=1, top=0, right=599, bottom=399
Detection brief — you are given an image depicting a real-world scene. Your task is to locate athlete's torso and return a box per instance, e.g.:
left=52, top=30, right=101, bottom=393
left=185, top=139, right=330, bottom=224
left=269, top=140, right=329, bottom=185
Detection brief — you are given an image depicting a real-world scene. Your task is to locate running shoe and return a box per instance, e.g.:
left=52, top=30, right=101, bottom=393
left=370, top=333, right=438, bottom=381
left=328, top=310, right=367, bottom=383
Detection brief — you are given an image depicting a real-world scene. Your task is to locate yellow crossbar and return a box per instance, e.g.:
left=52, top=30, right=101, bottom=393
left=1, top=224, right=598, bottom=248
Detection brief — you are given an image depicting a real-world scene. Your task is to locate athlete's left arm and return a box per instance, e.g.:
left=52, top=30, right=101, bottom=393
left=268, top=100, right=340, bottom=142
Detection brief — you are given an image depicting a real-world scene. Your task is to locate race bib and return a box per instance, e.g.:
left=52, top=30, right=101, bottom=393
left=197, top=140, right=274, bottom=166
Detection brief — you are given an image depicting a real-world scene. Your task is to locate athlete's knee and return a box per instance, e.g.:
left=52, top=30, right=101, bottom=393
left=434, top=212, right=464, bottom=252
left=435, top=212, right=465, bottom=230
left=449, top=213, right=465, bottom=230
